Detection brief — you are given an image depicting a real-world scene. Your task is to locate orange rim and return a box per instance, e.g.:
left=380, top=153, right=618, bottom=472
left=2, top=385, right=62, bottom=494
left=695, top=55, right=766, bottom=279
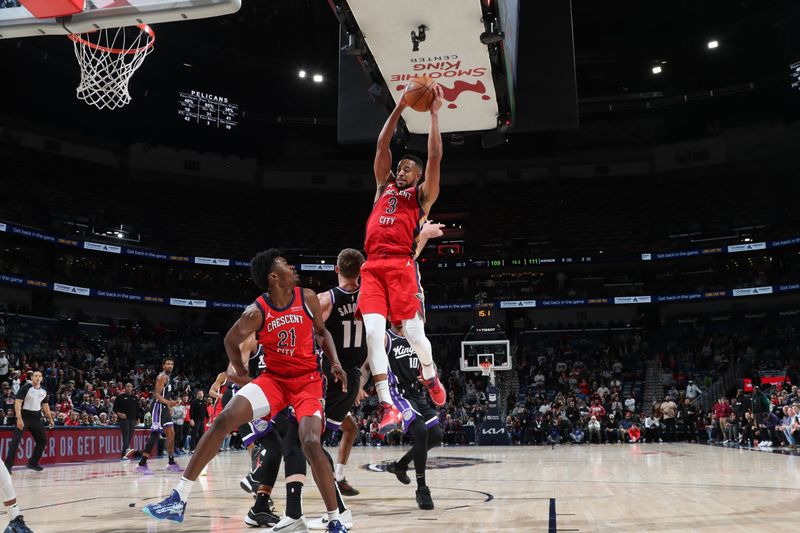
left=68, top=24, right=155, bottom=55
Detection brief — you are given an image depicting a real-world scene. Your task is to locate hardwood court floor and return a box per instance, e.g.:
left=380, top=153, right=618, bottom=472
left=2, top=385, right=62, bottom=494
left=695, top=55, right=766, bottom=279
left=6, top=443, right=800, bottom=532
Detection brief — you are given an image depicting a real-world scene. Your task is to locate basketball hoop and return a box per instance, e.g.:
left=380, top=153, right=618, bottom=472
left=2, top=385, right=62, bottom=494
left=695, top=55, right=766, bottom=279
left=68, top=24, right=155, bottom=110
left=479, top=361, right=492, bottom=378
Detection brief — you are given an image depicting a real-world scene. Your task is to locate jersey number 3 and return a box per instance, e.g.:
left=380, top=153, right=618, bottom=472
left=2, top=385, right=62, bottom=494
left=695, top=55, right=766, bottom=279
left=342, top=320, right=363, bottom=349
left=386, top=196, right=398, bottom=214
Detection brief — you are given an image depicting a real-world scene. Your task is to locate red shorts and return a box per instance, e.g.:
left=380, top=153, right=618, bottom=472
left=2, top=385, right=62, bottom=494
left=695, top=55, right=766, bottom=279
left=252, top=371, right=325, bottom=424
left=356, top=256, right=425, bottom=323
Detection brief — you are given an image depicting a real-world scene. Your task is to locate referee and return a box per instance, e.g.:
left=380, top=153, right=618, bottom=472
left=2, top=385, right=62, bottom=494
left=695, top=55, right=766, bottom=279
left=114, top=382, right=139, bottom=459
left=4, top=371, right=54, bottom=472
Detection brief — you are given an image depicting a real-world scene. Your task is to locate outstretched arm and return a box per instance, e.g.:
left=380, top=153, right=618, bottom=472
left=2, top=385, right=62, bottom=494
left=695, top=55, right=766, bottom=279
left=414, top=220, right=445, bottom=259
left=419, top=84, right=443, bottom=213
left=374, top=100, right=408, bottom=199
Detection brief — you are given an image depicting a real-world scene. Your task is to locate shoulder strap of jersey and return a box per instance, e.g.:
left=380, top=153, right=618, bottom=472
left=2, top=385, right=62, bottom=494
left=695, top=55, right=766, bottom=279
left=299, top=287, right=314, bottom=319
left=253, top=295, right=268, bottom=332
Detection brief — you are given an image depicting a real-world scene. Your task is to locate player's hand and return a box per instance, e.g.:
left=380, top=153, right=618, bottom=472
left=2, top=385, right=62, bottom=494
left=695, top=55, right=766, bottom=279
left=49, top=420, right=55, bottom=429
left=16, top=420, right=23, bottom=431
left=227, top=369, right=252, bottom=387
left=169, top=400, right=179, bottom=408
left=356, top=388, right=369, bottom=404
left=189, top=419, right=195, bottom=427
left=420, top=220, right=445, bottom=240
left=429, top=83, right=444, bottom=114
left=331, top=364, right=348, bottom=392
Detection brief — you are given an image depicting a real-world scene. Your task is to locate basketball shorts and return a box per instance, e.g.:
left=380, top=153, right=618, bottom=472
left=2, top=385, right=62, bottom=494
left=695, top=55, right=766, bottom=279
left=322, top=361, right=362, bottom=432
left=150, top=402, right=173, bottom=432
left=388, top=371, right=439, bottom=434
left=237, top=371, right=325, bottom=427
left=357, top=257, right=425, bottom=323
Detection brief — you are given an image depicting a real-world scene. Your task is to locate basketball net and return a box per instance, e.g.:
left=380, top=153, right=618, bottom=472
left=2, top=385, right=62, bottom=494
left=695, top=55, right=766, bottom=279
left=480, top=361, right=494, bottom=385
left=68, top=24, right=155, bottom=110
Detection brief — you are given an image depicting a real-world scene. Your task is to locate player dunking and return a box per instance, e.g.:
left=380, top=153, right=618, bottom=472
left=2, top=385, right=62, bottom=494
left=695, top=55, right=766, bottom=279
left=135, top=357, right=183, bottom=474
left=143, top=249, right=349, bottom=533
left=359, top=84, right=447, bottom=433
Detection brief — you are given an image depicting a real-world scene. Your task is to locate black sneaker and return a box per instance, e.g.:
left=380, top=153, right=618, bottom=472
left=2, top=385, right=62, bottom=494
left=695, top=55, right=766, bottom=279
left=416, top=486, right=434, bottom=510
left=337, top=478, right=360, bottom=496
left=386, top=461, right=410, bottom=485
left=240, top=474, right=259, bottom=495
left=243, top=507, right=280, bottom=528
left=5, top=515, right=33, bottom=533
left=25, top=464, right=43, bottom=472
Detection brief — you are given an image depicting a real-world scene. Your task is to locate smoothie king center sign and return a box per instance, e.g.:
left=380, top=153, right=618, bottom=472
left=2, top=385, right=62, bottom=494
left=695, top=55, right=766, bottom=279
left=347, top=0, right=499, bottom=133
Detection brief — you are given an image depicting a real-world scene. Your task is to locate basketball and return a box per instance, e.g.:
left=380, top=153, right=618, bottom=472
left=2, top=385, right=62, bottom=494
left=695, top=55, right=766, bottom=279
left=402, top=75, right=436, bottom=112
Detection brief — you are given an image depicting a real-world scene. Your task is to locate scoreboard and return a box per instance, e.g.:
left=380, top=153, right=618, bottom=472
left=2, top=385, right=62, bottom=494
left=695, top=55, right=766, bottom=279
left=177, top=90, right=239, bottom=129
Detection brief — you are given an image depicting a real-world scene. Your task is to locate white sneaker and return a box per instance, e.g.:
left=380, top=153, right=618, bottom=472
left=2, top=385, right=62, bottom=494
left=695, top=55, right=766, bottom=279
left=307, top=509, right=353, bottom=530
left=271, top=515, right=309, bottom=533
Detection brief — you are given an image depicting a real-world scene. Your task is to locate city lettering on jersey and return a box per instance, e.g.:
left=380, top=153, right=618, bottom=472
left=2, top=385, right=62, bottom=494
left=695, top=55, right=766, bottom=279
left=266, top=314, right=304, bottom=333
left=379, top=216, right=396, bottom=226
left=337, top=302, right=358, bottom=317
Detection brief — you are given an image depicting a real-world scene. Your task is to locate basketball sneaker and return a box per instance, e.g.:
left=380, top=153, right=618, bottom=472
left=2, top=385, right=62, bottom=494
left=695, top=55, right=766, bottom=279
left=142, top=490, right=187, bottom=522
left=4, top=515, right=33, bottom=533
left=166, top=463, right=184, bottom=473
left=270, top=515, right=308, bottom=532
left=240, top=473, right=259, bottom=494
left=415, top=486, right=434, bottom=510
left=419, top=366, right=446, bottom=407
left=386, top=461, right=410, bottom=485
left=307, top=509, right=353, bottom=530
left=336, top=479, right=360, bottom=496
left=378, top=402, right=402, bottom=435
left=326, top=519, right=348, bottom=532
left=244, top=507, right=280, bottom=528
left=135, top=464, right=154, bottom=475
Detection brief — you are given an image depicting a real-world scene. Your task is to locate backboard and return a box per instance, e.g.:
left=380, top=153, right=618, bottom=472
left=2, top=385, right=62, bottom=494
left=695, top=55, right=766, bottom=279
left=460, top=340, right=512, bottom=372
left=0, top=0, right=241, bottom=39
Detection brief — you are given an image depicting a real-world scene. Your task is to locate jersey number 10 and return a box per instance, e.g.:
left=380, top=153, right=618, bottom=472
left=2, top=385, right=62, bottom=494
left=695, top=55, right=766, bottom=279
left=342, top=320, right=364, bottom=349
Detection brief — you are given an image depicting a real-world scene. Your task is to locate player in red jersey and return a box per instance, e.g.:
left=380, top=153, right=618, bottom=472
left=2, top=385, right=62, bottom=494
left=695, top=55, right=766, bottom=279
left=358, top=84, right=448, bottom=434
left=144, top=249, right=350, bottom=532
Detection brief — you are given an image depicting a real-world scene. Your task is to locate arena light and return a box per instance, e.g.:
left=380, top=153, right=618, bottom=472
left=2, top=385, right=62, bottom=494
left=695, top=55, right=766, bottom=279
left=652, top=65, right=663, bottom=75
left=707, top=40, right=719, bottom=49
left=312, top=74, right=324, bottom=83
left=298, top=70, right=307, bottom=79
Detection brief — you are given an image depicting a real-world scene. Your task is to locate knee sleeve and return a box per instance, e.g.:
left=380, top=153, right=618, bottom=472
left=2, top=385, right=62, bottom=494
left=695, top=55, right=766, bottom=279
left=427, top=425, right=443, bottom=449
left=402, top=315, right=433, bottom=367
left=363, top=313, right=389, bottom=375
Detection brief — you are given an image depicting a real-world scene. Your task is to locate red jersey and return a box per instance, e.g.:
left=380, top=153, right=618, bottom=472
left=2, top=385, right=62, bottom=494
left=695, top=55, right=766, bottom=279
left=364, top=183, right=424, bottom=257
left=254, top=286, right=319, bottom=378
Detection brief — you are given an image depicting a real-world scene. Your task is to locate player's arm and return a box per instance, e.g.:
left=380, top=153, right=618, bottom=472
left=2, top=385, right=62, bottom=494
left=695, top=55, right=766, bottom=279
left=317, top=290, right=333, bottom=322
left=224, top=304, right=262, bottom=386
left=374, top=99, right=408, bottom=200
left=305, top=288, right=348, bottom=392
left=208, top=372, right=226, bottom=399
left=356, top=360, right=371, bottom=403
left=414, top=219, right=445, bottom=259
left=238, top=334, right=257, bottom=369
left=154, top=374, right=175, bottom=408
left=419, top=84, right=443, bottom=213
